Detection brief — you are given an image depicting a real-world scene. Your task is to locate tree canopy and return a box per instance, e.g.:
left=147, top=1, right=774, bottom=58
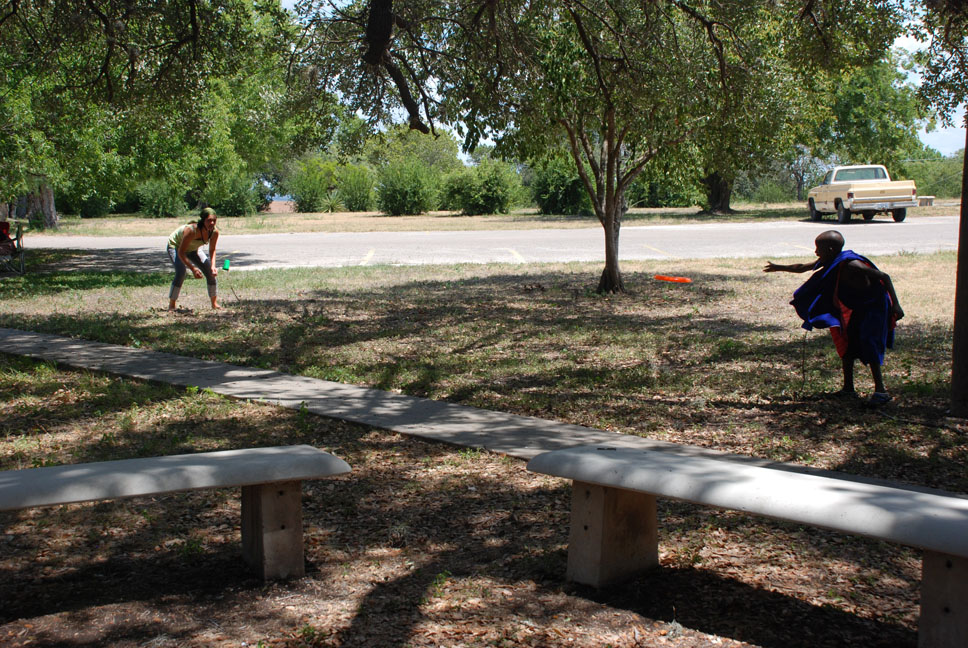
left=307, top=0, right=907, bottom=292
left=0, top=0, right=338, bottom=222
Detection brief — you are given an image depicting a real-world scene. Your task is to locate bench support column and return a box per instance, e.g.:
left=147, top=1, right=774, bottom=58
left=567, top=481, right=658, bottom=587
left=241, top=480, right=304, bottom=580
left=920, top=550, right=968, bottom=648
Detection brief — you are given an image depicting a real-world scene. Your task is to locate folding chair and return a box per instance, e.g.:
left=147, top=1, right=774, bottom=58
left=0, top=221, right=26, bottom=275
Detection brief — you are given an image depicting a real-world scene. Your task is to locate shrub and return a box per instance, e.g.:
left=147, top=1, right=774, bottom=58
left=443, top=160, right=521, bottom=215
left=626, top=157, right=703, bottom=208
left=530, top=157, right=591, bottom=215
left=906, top=153, right=964, bottom=198
left=78, top=195, right=114, bottom=219
left=253, top=175, right=275, bottom=211
left=136, top=179, right=188, bottom=218
left=749, top=180, right=795, bottom=204
left=376, top=161, right=436, bottom=215
left=441, top=169, right=474, bottom=212
left=54, top=189, right=116, bottom=218
left=288, top=157, right=339, bottom=213
left=468, top=159, right=518, bottom=214
left=113, top=192, right=141, bottom=214
left=626, top=176, right=702, bottom=208
left=212, top=175, right=260, bottom=217
left=337, top=165, right=375, bottom=212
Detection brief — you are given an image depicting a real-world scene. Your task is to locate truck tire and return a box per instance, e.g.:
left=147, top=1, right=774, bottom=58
left=892, top=208, right=907, bottom=222
left=862, top=211, right=875, bottom=221
left=808, top=199, right=821, bottom=221
left=836, top=200, right=851, bottom=224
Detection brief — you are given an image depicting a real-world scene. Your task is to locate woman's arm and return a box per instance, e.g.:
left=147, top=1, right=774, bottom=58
left=208, top=230, right=219, bottom=277
left=178, top=226, right=204, bottom=279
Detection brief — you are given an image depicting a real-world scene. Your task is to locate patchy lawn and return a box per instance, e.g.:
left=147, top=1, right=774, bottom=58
left=1, top=251, right=964, bottom=647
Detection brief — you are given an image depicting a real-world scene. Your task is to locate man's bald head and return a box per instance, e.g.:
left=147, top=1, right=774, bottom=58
left=816, top=230, right=844, bottom=251
left=814, top=230, right=844, bottom=265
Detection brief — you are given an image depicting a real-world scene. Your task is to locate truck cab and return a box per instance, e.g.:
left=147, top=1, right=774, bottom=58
left=807, top=165, right=917, bottom=223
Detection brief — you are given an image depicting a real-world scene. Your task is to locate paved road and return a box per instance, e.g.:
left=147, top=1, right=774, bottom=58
left=28, top=215, right=960, bottom=272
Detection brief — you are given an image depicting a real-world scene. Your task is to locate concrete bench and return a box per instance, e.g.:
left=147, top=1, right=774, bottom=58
left=0, top=445, right=350, bottom=580
left=528, top=445, right=968, bottom=648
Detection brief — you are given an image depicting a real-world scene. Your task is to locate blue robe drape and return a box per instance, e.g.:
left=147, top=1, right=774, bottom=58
left=790, top=250, right=894, bottom=365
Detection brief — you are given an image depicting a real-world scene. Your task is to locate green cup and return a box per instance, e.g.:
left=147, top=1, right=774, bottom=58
left=223, top=258, right=230, bottom=271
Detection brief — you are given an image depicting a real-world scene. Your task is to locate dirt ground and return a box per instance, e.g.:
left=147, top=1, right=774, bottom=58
left=266, top=200, right=296, bottom=214
left=1, top=415, right=920, bottom=648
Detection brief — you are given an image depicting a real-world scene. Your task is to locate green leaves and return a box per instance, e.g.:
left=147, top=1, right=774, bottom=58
left=287, top=156, right=341, bottom=213
left=1, top=1, right=341, bottom=217
left=376, top=161, right=437, bottom=215
left=442, top=159, right=521, bottom=215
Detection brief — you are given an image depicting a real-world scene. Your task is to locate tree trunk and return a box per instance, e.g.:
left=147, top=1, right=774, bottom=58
left=792, top=170, right=806, bottom=201
left=20, top=182, right=58, bottom=229
left=597, top=202, right=625, bottom=294
left=950, top=127, right=968, bottom=418
left=702, top=171, right=734, bottom=214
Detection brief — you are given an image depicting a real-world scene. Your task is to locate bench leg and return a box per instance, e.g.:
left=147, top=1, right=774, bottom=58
left=920, top=551, right=968, bottom=648
left=241, top=480, right=305, bottom=580
left=566, top=481, right=658, bottom=587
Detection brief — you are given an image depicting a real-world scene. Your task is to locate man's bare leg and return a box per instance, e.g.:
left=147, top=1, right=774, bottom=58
left=870, top=362, right=886, bottom=395
left=841, top=355, right=856, bottom=393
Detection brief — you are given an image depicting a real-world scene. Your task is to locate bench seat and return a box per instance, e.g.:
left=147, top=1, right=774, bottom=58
left=1, top=445, right=351, bottom=579
left=528, top=445, right=968, bottom=648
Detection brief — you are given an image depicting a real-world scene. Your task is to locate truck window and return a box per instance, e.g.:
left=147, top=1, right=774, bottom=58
left=836, top=167, right=883, bottom=182
left=823, top=170, right=833, bottom=185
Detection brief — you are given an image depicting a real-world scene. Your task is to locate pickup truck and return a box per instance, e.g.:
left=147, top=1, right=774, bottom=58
left=807, top=164, right=917, bottom=223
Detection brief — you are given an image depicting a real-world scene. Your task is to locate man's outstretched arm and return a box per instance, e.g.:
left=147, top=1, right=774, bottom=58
left=764, top=261, right=815, bottom=273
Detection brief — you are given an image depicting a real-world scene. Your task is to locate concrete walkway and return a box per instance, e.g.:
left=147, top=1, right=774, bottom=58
left=3, top=327, right=962, bottom=488
left=1, top=327, right=683, bottom=460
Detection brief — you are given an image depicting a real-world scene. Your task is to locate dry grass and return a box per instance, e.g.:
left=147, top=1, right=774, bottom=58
left=1, top=250, right=964, bottom=647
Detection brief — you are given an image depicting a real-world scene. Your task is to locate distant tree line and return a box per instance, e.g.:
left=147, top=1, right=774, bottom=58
left=2, top=1, right=963, bottom=228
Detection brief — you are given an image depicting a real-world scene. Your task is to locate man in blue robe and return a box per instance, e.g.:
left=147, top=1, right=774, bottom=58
left=764, top=230, right=904, bottom=404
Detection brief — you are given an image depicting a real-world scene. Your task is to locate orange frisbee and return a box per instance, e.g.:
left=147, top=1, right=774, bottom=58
left=654, top=275, right=692, bottom=283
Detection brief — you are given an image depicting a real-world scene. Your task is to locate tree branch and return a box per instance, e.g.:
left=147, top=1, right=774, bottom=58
left=567, top=6, right=613, bottom=105
left=383, top=57, right=430, bottom=133
left=562, top=118, right=605, bottom=223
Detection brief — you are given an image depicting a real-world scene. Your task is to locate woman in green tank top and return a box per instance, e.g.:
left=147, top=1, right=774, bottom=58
left=166, top=208, right=220, bottom=310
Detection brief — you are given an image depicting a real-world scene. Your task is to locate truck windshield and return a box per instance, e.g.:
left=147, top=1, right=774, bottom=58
left=835, top=167, right=886, bottom=181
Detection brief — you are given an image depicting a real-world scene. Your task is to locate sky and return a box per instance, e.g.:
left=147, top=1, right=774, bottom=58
left=920, top=119, right=966, bottom=156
